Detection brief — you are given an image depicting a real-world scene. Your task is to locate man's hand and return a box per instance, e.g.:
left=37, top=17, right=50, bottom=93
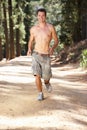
left=27, top=50, right=32, bottom=56
left=49, top=47, right=54, bottom=55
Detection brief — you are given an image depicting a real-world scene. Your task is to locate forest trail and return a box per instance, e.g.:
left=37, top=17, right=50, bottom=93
left=0, top=56, right=87, bottom=130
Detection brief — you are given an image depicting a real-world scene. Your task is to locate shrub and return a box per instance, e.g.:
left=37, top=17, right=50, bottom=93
left=80, top=49, right=87, bottom=68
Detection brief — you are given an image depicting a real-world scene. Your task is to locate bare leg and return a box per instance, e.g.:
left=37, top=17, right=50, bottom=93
left=35, top=75, right=42, bottom=92
left=35, top=75, right=44, bottom=100
left=44, top=79, right=52, bottom=92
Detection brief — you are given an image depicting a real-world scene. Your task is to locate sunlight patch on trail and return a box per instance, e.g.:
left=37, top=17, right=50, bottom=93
left=0, top=113, right=87, bottom=130
left=52, top=67, right=87, bottom=77
left=0, top=75, right=34, bottom=83
left=10, top=56, right=32, bottom=62
left=50, top=94, right=70, bottom=101
left=51, top=78, right=87, bottom=89
left=0, top=65, right=34, bottom=83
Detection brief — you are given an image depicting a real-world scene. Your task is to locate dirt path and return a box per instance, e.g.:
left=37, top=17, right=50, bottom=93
left=0, top=56, right=87, bottom=130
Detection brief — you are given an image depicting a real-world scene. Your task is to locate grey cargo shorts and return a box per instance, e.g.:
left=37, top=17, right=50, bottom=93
left=32, top=51, right=52, bottom=80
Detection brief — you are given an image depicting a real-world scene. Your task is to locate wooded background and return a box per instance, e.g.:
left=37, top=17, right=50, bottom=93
left=0, top=0, right=87, bottom=61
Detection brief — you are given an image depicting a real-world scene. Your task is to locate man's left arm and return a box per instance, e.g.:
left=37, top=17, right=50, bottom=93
left=49, top=25, right=58, bottom=55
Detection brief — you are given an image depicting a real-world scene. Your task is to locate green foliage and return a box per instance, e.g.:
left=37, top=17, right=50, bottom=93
left=60, top=0, right=79, bottom=45
left=12, top=0, right=27, bottom=45
left=80, top=49, right=87, bottom=68
left=55, top=43, right=64, bottom=54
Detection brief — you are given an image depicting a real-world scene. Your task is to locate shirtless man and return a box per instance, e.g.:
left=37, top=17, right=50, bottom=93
left=27, top=8, right=58, bottom=101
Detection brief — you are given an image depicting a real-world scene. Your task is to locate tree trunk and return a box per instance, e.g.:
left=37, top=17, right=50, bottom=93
left=16, top=28, right=21, bottom=56
left=0, top=37, right=2, bottom=61
left=3, top=3, right=9, bottom=60
left=76, top=0, right=82, bottom=41
left=16, top=2, right=21, bottom=57
left=8, top=0, right=15, bottom=59
left=0, top=0, right=3, bottom=60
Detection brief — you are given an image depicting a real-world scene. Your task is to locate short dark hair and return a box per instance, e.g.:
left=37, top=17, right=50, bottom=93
left=36, top=8, right=46, bottom=16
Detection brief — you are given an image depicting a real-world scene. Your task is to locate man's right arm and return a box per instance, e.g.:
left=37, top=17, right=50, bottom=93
left=27, top=28, right=34, bottom=55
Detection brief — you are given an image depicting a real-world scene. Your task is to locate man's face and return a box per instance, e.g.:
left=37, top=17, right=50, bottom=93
left=37, top=11, right=46, bottom=23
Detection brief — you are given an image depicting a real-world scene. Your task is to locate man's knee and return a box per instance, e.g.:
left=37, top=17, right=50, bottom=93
left=35, top=74, right=41, bottom=79
left=44, top=80, right=49, bottom=84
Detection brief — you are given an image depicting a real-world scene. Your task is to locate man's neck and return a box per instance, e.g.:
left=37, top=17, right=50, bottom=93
left=38, top=22, right=46, bottom=28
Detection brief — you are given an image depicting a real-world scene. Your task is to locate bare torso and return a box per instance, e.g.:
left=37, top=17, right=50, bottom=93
left=31, top=23, right=52, bottom=54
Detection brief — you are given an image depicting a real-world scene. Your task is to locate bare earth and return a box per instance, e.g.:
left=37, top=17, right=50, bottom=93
left=0, top=56, right=87, bottom=130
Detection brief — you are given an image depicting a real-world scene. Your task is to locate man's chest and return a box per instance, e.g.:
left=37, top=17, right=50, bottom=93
left=34, top=27, right=52, bottom=38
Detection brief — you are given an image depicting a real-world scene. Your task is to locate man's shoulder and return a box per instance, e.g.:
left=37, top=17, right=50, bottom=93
left=30, top=26, right=37, bottom=34
left=47, top=23, right=54, bottom=30
left=30, top=25, right=36, bottom=31
left=47, top=23, right=53, bottom=27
